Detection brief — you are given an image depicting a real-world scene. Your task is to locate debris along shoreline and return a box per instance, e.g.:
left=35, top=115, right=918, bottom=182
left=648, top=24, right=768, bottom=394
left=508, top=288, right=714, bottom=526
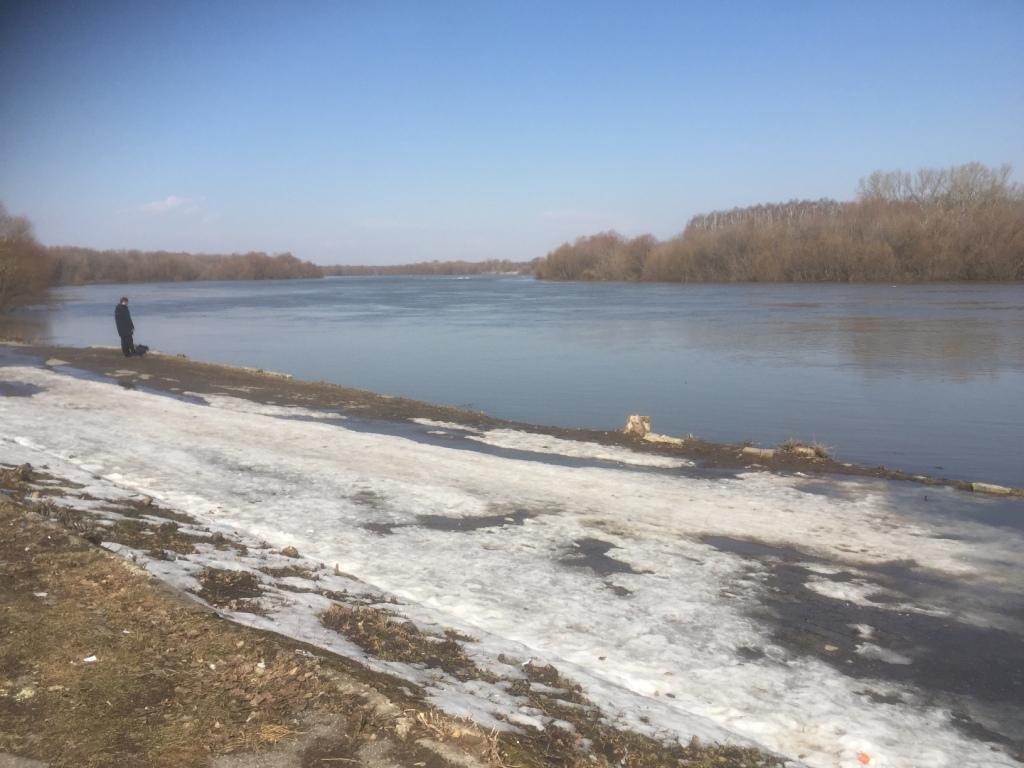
left=1, top=342, right=1023, bottom=767
left=3, top=341, right=1020, bottom=496
left=0, top=464, right=784, bottom=768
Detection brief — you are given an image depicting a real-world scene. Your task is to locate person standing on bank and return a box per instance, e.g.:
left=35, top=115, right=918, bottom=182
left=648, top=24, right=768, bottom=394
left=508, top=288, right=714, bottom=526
left=114, top=296, right=135, bottom=357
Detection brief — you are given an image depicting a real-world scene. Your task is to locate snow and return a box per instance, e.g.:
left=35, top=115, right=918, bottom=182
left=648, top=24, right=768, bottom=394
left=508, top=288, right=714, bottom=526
left=804, top=578, right=898, bottom=607
left=2, top=362, right=1023, bottom=767
left=411, top=418, right=693, bottom=468
left=465, top=428, right=693, bottom=468
left=186, top=392, right=346, bottom=420
left=855, top=644, right=913, bottom=666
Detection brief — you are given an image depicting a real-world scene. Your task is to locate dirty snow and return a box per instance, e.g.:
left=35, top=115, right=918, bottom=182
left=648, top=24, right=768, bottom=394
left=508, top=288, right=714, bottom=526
left=185, top=392, right=346, bottom=420
left=2, top=362, right=1023, bottom=768
left=464, top=428, right=693, bottom=468
left=412, top=419, right=691, bottom=468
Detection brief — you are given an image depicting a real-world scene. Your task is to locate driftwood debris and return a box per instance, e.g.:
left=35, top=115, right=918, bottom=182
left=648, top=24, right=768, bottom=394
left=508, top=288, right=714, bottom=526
left=623, top=415, right=686, bottom=446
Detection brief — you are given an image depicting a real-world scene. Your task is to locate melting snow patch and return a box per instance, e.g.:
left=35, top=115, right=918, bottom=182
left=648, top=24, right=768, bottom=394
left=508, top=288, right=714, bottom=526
left=800, top=562, right=846, bottom=575
left=186, top=392, right=346, bottom=420
left=851, top=623, right=875, bottom=639
left=465, top=428, right=694, bottom=468
left=411, top=418, right=482, bottom=433
left=805, top=577, right=950, bottom=618
left=804, top=577, right=887, bottom=605
left=855, top=643, right=913, bottom=665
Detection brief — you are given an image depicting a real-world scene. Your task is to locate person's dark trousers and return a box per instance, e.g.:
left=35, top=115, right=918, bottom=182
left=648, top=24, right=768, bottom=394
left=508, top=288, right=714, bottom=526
left=120, top=334, right=135, bottom=357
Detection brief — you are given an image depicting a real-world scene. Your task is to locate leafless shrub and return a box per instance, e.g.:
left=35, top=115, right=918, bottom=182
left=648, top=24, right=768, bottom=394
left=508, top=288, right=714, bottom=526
left=0, top=204, right=52, bottom=310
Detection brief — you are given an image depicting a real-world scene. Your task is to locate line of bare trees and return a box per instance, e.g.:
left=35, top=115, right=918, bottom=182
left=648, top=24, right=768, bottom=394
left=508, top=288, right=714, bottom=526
left=0, top=204, right=52, bottom=311
left=5, top=161, right=1021, bottom=312
left=48, top=247, right=324, bottom=285
left=323, top=259, right=533, bottom=276
left=535, top=163, right=1024, bottom=283
left=1, top=203, right=328, bottom=312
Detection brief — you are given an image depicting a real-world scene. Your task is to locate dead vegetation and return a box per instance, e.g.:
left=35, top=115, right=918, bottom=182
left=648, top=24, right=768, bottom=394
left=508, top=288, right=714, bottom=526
left=195, top=568, right=267, bottom=614
left=0, top=463, right=33, bottom=485
left=0, top=491, right=510, bottom=768
left=489, top=658, right=784, bottom=768
left=259, top=564, right=319, bottom=580
left=0, top=495, right=342, bottom=767
left=1, top=463, right=787, bottom=767
left=320, top=605, right=482, bottom=680
left=0, top=204, right=51, bottom=311
left=499, top=725, right=785, bottom=768
left=779, top=439, right=831, bottom=459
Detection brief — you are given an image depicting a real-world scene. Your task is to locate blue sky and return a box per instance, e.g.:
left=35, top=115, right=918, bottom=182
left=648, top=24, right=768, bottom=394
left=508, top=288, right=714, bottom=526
left=2, top=1, right=1022, bottom=264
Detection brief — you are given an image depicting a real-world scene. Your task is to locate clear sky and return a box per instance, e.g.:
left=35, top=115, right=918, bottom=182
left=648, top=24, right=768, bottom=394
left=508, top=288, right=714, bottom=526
left=2, top=1, right=1022, bottom=265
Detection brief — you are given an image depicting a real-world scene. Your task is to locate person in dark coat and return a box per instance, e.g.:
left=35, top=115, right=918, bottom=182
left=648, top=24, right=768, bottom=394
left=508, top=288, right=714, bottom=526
left=114, top=297, right=135, bottom=357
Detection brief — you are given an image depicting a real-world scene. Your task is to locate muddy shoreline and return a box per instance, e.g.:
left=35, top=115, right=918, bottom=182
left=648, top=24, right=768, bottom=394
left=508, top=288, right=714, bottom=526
left=2, top=342, right=1017, bottom=497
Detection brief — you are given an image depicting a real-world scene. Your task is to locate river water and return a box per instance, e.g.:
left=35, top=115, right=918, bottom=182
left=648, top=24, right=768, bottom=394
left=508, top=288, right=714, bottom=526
left=5, top=277, right=1023, bottom=486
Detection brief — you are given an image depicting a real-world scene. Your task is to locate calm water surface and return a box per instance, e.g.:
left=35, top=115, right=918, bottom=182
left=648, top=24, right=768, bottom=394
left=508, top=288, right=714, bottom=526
left=6, top=277, right=1023, bottom=486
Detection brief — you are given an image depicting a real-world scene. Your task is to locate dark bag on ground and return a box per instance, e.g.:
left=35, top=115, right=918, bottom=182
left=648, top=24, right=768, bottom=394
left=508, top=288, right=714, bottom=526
left=134, top=344, right=149, bottom=357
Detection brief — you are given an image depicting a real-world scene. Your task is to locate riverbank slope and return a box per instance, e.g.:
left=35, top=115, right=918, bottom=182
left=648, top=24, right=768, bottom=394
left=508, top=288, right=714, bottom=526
left=1, top=343, right=1022, bottom=767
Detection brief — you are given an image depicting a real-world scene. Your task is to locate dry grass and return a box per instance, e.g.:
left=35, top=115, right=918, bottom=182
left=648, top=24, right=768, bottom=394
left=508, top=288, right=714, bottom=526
left=258, top=564, right=320, bottom=580
left=489, top=656, right=784, bottom=768
left=320, top=605, right=481, bottom=680
left=195, top=567, right=267, bottom=614
left=0, top=497, right=341, bottom=767
left=779, top=438, right=831, bottom=459
left=1, top=463, right=788, bottom=768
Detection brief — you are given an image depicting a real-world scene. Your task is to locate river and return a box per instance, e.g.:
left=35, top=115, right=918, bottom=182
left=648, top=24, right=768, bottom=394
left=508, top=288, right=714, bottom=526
left=5, top=277, right=1023, bottom=486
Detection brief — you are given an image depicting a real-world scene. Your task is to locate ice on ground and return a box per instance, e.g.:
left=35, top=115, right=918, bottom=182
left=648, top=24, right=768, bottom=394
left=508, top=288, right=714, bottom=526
left=804, top=576, right=954, bottom=620
left=804, top=577, right=894, bottom=606
left=411, top=418, right=693, bottom=469
left=465, top=428, right=694, bottom=468
left=855, top=643, right=913, bottom=665
left=851, top=623, right=875, bottom=638
left=184, top=392, right=346, bottom=420
left=2, top=363, right=1023, bottom=768
left=411, top=418, right=481, bottom=432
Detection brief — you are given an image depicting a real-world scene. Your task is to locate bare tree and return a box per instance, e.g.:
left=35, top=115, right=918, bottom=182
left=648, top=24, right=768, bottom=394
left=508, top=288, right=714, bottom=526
left=0, top=203, right=51, bottom=311
left=536, top=163, right=1024, bottom=283
left=48, top=247, right=324, bottom=285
